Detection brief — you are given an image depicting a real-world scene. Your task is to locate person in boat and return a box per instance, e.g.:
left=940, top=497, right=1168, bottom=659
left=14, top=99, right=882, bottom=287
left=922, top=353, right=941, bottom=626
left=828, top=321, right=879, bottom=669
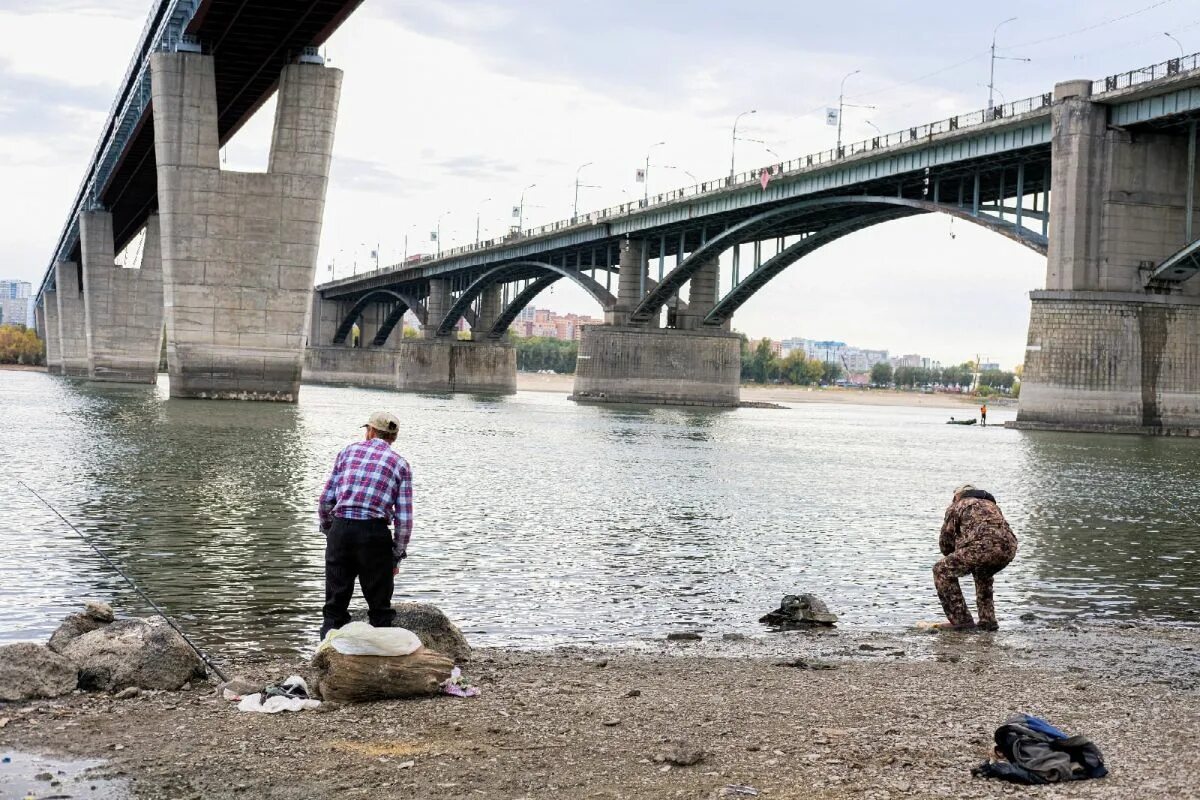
left=932, top=484, right=1017, bottom=631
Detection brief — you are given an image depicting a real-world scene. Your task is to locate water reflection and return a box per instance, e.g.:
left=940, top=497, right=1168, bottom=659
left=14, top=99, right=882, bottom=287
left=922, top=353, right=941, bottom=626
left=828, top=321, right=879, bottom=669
left=1, top=371, right=1197, bottom=663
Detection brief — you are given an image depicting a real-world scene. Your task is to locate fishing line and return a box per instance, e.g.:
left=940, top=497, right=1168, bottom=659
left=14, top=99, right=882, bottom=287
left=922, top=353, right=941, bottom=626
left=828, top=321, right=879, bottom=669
left=18, top=480, right=229, bottom=682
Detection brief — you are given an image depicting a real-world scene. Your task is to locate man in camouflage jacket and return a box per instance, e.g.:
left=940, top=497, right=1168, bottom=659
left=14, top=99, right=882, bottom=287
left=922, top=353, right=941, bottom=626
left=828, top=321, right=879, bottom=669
left=934, top=484, right=1018, bottom=630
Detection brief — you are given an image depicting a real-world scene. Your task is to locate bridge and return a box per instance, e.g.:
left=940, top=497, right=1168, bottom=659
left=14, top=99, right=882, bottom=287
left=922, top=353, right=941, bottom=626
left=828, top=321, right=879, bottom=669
left=28, top=9, right=1200, bottom=433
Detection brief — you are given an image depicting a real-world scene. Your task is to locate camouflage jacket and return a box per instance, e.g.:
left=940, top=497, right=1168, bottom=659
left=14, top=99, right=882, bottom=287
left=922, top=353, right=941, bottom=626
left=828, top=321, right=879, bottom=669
left=939, top=496, right=1015, bottom=555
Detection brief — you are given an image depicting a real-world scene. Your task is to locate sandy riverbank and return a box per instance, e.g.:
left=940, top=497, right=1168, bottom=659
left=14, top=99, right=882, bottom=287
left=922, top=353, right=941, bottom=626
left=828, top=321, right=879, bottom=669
left=516, top=372, right=1006, bottom=410
left=0, top=363, right=45, bottom=372
left=3, top=624, right=1197, bottom=799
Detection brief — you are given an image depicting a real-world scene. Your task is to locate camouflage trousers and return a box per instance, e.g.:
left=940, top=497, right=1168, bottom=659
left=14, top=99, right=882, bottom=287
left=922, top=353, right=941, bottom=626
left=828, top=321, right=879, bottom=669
left=933, top=534, right=1017, bottom=627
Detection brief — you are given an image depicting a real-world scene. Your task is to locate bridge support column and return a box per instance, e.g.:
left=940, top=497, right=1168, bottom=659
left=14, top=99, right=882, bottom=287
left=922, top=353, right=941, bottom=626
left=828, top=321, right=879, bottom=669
left=571, top=326, right=741, bottom=407
left=150, top=51, right=342, bottom=401
left=1016, top=79, right=1200, bottom=434
left=54, top=261, right=89, bottom=377
left=675, top=258, right=718, bottom=330
left=474, top=284, right=503, bottom=339
left=42, top=292, right=62, bottom=374
left=79, top=211, right=164, bottom=383
left=607, top=239, right=651, bottom=326
left=307, top=292, right=347, bottom=348
left=394, top=340, right=516, bottom=394
left=424, top=279, right=451, bottom=338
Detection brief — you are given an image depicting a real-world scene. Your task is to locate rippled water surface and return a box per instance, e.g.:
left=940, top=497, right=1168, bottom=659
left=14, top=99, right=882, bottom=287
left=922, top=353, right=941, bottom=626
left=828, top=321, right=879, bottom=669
left=2, top=370, right=1198, bottom=659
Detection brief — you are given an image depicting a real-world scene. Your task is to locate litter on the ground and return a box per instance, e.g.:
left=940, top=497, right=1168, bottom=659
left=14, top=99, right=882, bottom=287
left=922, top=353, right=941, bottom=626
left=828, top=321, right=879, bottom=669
left=441, top=666, right=479, bottom=697
left=233, top=675, right=322, bottom=713
left=971, top=713, right=1107, bottom=784
left=318, top=622, right=423, bottom=656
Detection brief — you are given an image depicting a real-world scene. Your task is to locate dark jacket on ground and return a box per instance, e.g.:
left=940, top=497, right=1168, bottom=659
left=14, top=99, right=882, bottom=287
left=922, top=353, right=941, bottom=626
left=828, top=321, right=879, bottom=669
left=972, top=714, right=1107, bottom=785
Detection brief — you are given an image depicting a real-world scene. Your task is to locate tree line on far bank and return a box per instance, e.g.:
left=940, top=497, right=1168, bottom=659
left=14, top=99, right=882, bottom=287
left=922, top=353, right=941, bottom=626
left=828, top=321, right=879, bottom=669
left=0, top=324, right=44, bottom=365
left=514, top=336, right=578, bottom=373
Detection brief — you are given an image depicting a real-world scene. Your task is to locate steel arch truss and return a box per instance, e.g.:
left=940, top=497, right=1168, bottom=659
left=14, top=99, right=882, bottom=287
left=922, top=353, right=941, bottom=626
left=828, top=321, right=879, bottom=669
left=332, top=288, right=427, bottom=345
left=628, top=195, right=1049, bottom=326
left=435, top=261, right=618, bottom=338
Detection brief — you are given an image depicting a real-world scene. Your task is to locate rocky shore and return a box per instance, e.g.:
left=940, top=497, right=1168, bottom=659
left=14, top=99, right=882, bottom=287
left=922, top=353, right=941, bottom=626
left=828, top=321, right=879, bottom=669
left=3, top=622, right=1198, bottom=799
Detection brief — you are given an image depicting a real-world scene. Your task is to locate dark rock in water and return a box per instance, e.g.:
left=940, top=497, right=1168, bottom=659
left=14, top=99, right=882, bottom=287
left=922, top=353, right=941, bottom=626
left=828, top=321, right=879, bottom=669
left=0, top=642, right=78, bottom=701
left=759, top=594, right=838, bottom=628
left=666, top=632, right=703, bottom=641
left=62, top=618, right=206, bottom=692
left=1020, top=612, right=1037, bottom=622
left=48, top=601, right=114, bottom=654
left=351, top=602, right=471, bottom=663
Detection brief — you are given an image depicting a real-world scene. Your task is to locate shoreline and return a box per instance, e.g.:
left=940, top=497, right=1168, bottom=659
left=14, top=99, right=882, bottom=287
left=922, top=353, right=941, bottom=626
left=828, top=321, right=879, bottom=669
left=516, top=371, right=1009, bottom=410
left=3, top=622, right=1197, bottom=799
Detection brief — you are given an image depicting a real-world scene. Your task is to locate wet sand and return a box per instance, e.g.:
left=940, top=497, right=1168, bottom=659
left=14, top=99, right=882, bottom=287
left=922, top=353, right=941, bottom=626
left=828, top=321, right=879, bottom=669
left=4, top=624, right=1197, bottom=799
left=517, top=371, right=1005, bottom=410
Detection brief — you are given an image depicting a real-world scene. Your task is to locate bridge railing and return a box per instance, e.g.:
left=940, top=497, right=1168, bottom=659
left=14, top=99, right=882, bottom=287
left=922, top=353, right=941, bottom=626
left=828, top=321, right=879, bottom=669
left=346, top=89, right=1056, bottom=280
left=1094, top=51, right=1200, bottom=95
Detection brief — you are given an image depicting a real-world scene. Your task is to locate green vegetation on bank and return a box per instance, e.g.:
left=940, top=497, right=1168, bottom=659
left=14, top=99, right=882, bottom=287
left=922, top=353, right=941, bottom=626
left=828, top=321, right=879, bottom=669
left=514, top=336, right=578, bottom=373
left=0, top=324, right=44, bottom=365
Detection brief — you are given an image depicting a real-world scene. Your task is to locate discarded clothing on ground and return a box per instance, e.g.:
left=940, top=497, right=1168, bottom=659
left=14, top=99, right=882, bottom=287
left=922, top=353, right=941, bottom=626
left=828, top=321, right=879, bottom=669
left=318, top=621, right=423, bottom=657
left=233, top=675, right=322, bottom=713
left=971, top=713, right=1107, bottom=784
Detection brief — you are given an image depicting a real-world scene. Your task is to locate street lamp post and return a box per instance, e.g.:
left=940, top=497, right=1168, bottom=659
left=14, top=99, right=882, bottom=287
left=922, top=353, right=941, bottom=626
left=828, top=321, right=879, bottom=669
left=475, top=197, right=492, bottom=246
left=988, top=17, right=1028, bottom=113
left=574, top=162, right=594, bottom=219
left=1166, top=31, right=1186, bottom=59
left=518, top=183, right=536, bottom=231
left=836, top=71, right=859, bottom=154
left=644, top=142, right=665, bottom=203
left=730, top=110, right=756, bottom=177
left=435, top=211, right=450, bottom=258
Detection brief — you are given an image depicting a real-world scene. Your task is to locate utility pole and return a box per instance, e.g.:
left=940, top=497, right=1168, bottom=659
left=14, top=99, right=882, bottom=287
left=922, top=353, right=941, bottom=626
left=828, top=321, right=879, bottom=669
left=836, top=71, right=873, bottom=154
left=644, top=142, right=665, bottom=203
left=988, top=18, right=1028, bottom=114
left=518, top=183, right=536, bottom=231
left=475, top=197, right=492, bottom=245
left=574, top=162, right=593, bottom=219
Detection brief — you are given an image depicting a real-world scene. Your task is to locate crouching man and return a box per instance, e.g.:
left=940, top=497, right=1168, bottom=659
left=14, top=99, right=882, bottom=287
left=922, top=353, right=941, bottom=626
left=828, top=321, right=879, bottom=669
left=933, top=484, right=1017, bottom=631
left=318, top=411, right=413, bottom=639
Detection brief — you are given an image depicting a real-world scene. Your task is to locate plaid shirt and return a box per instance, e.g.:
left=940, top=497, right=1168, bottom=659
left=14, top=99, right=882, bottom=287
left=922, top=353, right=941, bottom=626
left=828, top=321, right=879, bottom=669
left=318, top=438, right=413, bottom=562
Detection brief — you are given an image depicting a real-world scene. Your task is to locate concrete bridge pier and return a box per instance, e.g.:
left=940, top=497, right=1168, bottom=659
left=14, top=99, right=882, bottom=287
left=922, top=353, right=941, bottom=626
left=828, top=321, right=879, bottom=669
left=1016, top=79, right=1200, bottom=434
left=573, top=240, right=741, bottom=406
left=79, top=211, right=164, bottom=383
left=303, top=293, right=400, bottom=388
left=54, top=261, right=89, bottom=377
left=394, top=279, right=515, bottom=393
left=42, top=290, right=63, bottom=374
left=150, top=51, right=342, bottom=401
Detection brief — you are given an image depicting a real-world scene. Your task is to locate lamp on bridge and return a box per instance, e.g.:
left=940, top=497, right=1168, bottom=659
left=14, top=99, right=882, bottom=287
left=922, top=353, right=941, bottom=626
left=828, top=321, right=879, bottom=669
left=988, top=17, right=1029, bottom=114
left=644, top=142, right=666, bottom=204
left=573, top=163, right=595, bottom=220
left=518, top=183, right=536, bottom=231
left=476, top=198, right=493, bottom=246
left=435, top=210, right=451, bottom=258
left=836, top=71, right=873, bottom=155
left=729, top=111, right=756, bottom=177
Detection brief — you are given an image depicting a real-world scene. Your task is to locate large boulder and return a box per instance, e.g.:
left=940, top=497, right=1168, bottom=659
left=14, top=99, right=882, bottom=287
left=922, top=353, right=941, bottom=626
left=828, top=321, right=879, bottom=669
left=351, top=602, right=471, bottom=663
left=61, top=618, right=207, bottom=692
left=48, top=601, right=114, bottom=654
left=0, top=642, right=78, bottom=701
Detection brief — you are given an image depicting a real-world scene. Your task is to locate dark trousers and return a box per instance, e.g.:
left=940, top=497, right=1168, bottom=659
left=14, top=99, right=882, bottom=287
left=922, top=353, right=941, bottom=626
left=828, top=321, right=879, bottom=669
left=321, top=517, right=396, bottom=638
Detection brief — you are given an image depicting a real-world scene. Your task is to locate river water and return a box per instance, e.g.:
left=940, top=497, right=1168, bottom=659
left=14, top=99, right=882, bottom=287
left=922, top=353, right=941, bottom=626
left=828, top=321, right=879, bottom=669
left=1, top=371, right=1197, bottom=659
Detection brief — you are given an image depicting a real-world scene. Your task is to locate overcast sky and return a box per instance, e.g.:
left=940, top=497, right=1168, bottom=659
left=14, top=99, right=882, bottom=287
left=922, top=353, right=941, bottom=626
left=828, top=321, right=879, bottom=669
left=2, top=0, right=1198, bottom=368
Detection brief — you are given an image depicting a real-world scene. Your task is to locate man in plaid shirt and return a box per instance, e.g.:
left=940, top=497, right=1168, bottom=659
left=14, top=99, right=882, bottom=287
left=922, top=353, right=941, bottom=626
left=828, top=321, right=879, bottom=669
left=318, top=410, right=413, bottom=638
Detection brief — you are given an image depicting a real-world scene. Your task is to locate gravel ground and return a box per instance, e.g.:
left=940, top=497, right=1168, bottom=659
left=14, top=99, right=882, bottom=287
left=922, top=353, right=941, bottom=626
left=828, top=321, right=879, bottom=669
left=3, top=624, right=1199, bottom=799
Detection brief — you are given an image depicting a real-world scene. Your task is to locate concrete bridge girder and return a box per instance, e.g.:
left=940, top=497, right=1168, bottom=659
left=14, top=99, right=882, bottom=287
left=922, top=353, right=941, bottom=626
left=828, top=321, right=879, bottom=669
left=628, top=195, right=1051, bottom=326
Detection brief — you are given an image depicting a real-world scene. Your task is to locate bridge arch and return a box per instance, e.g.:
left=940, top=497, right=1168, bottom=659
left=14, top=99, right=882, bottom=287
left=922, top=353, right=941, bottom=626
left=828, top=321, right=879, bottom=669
left=332, top=289, right=427, bottom=345
left=435, top=261, right=618, bottom=338
left=630, top=195, right=1049, bottom=326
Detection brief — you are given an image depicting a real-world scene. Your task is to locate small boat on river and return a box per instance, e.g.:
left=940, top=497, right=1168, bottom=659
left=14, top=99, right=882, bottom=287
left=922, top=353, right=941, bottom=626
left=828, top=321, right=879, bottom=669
left=946, top=417, right=977, bottom=425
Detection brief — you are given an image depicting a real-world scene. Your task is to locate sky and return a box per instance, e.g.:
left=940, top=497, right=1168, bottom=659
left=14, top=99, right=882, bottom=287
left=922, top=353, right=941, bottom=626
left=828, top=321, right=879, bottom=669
left=2, top=0, right=1199, bottom=369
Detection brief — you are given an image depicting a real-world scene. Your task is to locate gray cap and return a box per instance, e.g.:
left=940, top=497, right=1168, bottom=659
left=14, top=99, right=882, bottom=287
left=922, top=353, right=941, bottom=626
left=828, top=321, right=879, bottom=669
left=363, top=411, right=400, bottom=434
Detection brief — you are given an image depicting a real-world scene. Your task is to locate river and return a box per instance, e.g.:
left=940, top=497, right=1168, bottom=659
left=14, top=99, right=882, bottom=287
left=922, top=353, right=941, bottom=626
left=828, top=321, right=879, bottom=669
left=1, top=370, right=1197, bottom=659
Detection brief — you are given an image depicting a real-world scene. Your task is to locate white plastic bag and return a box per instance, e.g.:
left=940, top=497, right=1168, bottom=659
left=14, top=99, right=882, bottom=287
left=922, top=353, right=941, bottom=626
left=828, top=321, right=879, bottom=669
left=317, top=621, right=422, bottom=656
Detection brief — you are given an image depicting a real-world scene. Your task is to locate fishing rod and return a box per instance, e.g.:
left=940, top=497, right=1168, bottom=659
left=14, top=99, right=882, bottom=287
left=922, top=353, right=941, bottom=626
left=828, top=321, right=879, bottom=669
left=18, top=480, right=229, bottom=682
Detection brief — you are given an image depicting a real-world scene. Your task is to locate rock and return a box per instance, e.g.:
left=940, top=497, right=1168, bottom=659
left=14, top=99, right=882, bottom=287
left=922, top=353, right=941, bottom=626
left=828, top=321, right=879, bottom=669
left=772, top=658, right=838, bottom=670
left=114, top=686, right=141, bottom=700
left=722, top=633, right=747, bottom=641
left=351, top=603, right=471, bottom=663
left=216, top=677, right=261, bottom=699
left=652, top=741, right=705, bottom=766
left=1020, top=612, right=1037, bottom=622
left=47, top=602, right=114, bottom=654
left=0, top=642, right=79, bottom=701
left=759, top=594, right=838, bottom=628
left=623, top=689, right=641, bottom=698
left=36, top=771, right=53, bottom=781
left=62, top=617, right=207, bottom=692
left=666, top=632, right=702, bottom=641
left=602, top=718, right=622, bottom=726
